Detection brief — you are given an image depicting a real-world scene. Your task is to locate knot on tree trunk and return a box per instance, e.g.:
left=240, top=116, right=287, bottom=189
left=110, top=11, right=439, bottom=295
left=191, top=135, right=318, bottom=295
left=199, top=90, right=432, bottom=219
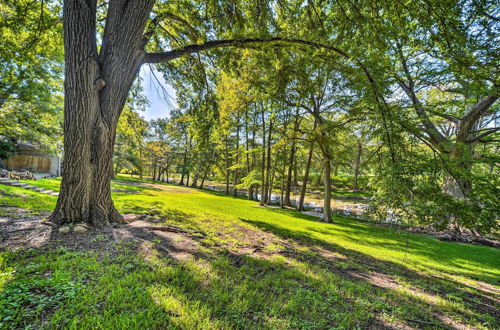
left=94, top=78, right=106, bottom=91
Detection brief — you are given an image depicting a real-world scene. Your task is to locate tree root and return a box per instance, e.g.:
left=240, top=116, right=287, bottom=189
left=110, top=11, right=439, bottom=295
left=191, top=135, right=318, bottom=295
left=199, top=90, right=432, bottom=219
left=144, top=225, right=206, bottom=237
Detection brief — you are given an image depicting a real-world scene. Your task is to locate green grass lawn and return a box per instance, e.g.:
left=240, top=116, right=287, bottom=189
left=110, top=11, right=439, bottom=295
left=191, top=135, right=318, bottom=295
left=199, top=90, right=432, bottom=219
left=1, top=176, right=499, bottom=329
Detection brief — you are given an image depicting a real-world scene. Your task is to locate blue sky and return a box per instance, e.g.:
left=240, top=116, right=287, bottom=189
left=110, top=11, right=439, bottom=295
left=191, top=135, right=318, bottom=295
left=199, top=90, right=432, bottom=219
left=139, top=65, right=177, bottom=121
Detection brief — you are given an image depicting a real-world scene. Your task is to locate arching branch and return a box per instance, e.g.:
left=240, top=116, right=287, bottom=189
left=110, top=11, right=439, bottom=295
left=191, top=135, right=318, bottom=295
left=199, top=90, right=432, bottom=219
left=143, top=37, right=352, bottom=64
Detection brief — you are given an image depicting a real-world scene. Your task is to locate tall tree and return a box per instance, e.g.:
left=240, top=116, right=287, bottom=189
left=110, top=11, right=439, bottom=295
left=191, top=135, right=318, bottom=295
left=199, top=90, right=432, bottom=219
left=51, top=0, right=355, bottom=226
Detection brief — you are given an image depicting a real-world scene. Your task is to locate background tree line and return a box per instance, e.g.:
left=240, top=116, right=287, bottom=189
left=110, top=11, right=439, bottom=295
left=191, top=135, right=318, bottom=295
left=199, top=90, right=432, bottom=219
left=0, top=0, right=498, bottom=232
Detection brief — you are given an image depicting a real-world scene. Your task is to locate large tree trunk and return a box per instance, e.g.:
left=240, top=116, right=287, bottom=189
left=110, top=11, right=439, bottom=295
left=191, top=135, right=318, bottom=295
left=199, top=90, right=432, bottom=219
left=443, top=117, right=482, bottom=200
left=49, top=0, right=154, bottom=227
left=443, top=144, right=473, bottom=199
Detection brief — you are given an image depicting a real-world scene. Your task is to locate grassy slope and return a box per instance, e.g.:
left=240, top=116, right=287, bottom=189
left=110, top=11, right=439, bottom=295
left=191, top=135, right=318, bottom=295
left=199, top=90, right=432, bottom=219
left=1, top=176, right=499, bottom=329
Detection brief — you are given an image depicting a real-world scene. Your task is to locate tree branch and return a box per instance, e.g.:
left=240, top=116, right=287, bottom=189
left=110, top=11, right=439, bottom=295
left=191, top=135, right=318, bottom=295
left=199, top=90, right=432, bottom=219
left=395, top=45, right=448, bottom=146
left=465, top=127, right=500, bottom=143
left=143, top=37, right=352, bottom=64
left=283, top=99, right=314, bottom=115
left=424, top=108, right=461, bottom=124
left=457, top=95, right=498, bottom=141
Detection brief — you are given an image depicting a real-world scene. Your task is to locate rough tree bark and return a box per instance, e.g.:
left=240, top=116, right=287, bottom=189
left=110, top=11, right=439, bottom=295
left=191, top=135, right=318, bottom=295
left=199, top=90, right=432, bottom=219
left=50, top=0, right=155, bottom=226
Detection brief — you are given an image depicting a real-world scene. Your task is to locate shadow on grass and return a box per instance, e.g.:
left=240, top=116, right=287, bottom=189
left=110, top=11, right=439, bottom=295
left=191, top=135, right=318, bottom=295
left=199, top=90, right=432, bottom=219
left=255, top=206, right=500, bottom=283
left=2, top=213, right=499, bottom=329
left=241, top=217, right=499, bottom=315
left=2, top=195, right=499, bottom=329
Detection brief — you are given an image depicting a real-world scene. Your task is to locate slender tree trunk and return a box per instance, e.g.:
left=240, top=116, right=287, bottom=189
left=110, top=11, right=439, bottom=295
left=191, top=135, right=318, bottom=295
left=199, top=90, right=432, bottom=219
left=267, top=156, right=279, bottom=205
left=179, top=154, right=187, bottom=185
left=152, top=158, right=157, bottom=181
left=316, top=166, right=323, bottom=187
left=264, top=119, right=273, bottom=204
left=225, top=134, right=230, bottom=195
left=284, top=143, right=295, bottom=206
left=252, top=111, right=257, bottom=170
left=49, top=0, right=154, bottom=227
left=259, top=108, right=266, bottom=206
left=322, top=156, right=332, bottom=222
left=200, top=170, right=208, bottom=189
left=353, top=140, right=362, bottom=191
left=248, top=185, right=254, bottom=200
left=293, top=156, right=298, bottom=186
left=138, top=147, right=143, bottom=179
left=298, top=142, right=314, bottom=211
left=245, top=109, right=250, bottom=175
left=280, top=148, right=287, bottom=208
left=245, top=109, right=253, bottom=200
left=284, top=116, right=299, bottom=206
left=233, top=116, right=240, bottom=196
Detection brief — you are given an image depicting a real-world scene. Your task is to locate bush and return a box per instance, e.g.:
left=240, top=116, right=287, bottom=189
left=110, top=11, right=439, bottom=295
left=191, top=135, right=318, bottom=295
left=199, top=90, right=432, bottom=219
left=0, top=139, right=16, bottom=160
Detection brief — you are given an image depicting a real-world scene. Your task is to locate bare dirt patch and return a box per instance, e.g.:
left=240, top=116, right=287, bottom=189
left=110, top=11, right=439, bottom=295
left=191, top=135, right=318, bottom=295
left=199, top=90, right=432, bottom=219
left=0, top=209, right=202, bottom=260
left=0, top=207, right=52, bottom=250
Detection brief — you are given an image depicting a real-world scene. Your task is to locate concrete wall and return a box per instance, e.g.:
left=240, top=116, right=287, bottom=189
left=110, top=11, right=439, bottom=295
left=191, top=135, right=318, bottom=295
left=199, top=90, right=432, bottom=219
left=3, top=155, right=60, bottom=176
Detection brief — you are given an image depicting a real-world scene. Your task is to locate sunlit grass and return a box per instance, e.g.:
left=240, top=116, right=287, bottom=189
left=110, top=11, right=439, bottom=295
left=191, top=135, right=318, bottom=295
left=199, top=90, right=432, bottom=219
left=4, top=175, right=500, bottom=283
left=0, top=175, right=498, bottom=328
